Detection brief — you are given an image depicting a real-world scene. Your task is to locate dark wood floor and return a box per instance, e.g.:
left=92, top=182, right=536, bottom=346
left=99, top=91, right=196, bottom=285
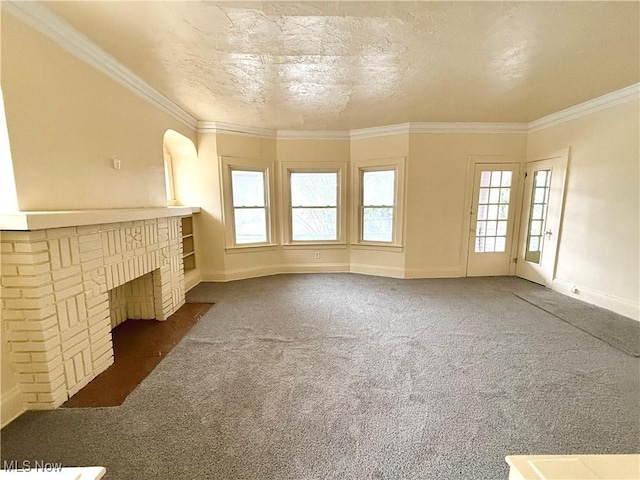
left=62, top=303, right=214, bottom=408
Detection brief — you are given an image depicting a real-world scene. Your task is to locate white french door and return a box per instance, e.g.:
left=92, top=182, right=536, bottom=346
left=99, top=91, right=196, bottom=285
left=516, top=149, right=569, bottom=286
left=466, top=163, right=521, bottom=276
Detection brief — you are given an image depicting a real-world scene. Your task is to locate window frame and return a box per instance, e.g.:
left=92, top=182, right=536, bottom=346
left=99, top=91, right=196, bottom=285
left=163, top=145, right=178, bottom=206
left=281, top=162, right=347, bottom=246
left=221, top=156, right=277, bottom=250
left=351, top=157, right=406, bottom=249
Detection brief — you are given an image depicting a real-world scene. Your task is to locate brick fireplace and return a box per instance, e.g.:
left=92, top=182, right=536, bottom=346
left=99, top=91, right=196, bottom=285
left=0, top=210, right=189, bottom=410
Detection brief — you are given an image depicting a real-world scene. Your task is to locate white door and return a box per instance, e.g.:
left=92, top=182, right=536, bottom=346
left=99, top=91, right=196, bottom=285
left=467, top=163, right=521, bottom=276
left=516, top=149, right=569, bottom=286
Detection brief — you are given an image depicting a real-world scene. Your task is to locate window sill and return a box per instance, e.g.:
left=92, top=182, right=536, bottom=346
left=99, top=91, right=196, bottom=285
left=225, top=244, right=279, bottom=254
left=282, top=243, right=348, bottom=250
left=350, top=243, right=404, bottom=252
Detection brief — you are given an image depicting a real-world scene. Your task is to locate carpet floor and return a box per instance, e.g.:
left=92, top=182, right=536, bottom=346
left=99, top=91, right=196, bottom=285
left=1, top=274, right=638, bottom=479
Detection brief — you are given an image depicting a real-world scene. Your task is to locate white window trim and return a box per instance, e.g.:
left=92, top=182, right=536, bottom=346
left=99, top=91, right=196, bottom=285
left=221, top=156, right=277, bottom=250
left=351, top=157, right=406, bottom=249
left=280, top=161, right=348, bottom=246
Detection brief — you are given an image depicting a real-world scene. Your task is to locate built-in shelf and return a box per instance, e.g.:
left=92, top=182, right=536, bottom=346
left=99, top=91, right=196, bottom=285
left=181, top=216, right=196, bottom=272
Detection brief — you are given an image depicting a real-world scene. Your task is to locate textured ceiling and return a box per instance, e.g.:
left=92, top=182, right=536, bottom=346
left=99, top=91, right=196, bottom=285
left=44, top=1, right=639, bottom=130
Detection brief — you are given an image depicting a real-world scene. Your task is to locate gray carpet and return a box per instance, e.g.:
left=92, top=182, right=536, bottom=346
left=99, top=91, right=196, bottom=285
left=513, top=289, right=640, bottom=357
left=1, top=275, right=639, bottom=479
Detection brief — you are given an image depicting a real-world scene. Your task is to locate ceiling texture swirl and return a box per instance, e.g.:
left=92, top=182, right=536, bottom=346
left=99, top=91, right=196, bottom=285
left=42, top=1, right=639, bottom=130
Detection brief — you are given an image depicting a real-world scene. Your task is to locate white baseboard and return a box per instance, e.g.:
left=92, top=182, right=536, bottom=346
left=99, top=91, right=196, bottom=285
left=184, top=269, right=202, bottom=292
left=201, top=263, right=350, bottom=282
left=551, top=279, right=639, bottom=321
left=404, top=267, right=463, bottom=279
left=349, top=263, right=405, bottom=278
left=1, top=386, right=25, bottom=428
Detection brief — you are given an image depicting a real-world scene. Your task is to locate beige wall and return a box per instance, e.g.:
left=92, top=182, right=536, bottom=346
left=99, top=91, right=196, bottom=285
left=405, top=133, right=527, bottom=276
left=527, top=101, right=639, bottom=318
left=1, top=13, right=196, bottom=211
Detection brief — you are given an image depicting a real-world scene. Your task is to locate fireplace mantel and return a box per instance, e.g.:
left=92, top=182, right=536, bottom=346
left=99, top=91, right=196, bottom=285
left=0, top=206, right=200, bottom=231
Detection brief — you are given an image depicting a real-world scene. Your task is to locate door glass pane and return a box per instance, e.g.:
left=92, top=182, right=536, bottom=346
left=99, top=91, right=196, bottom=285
left=292, top=207, right=337, bottom=241
left=525, top=169, right=552, bottom=264
left=474, top=170, right=513, bottom=253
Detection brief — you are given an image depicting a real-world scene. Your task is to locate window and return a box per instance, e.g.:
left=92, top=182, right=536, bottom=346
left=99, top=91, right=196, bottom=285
left=282, top=163, right=347, bottom=245
left=352, top=157, right=405, bottom=247
left=291, top=172, right=338, bottom=241
left=221, top=157, right=275, bottom=249
left=231, top=170, right=268, bottom=244
left=362, top=170, right=395, bottom=242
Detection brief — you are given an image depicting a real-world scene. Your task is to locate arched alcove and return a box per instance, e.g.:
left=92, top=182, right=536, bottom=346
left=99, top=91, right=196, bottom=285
left=162, top=129, right=198, bottom=206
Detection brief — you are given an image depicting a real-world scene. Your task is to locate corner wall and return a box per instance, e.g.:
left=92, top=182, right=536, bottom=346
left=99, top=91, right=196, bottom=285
left=527, top=101, right=640, bottom=319
left=1, top=12, right=197, bottom=211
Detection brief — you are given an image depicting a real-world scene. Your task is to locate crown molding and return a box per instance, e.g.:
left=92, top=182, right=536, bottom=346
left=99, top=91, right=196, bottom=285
left=410, top=122, right=528, bottom=134
left=277, top=130, right=350, bottom=140
left=350, top=123, right=412, bottom=139
left=528, top=83, right=640, bottom=133
left=3, top=1, right=198, bottom=131
left=197, top=121, right=276, bottom=138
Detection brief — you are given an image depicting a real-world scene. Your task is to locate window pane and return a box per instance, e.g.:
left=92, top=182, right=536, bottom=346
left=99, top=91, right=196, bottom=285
left=490, top=171, right=501, bottom=187
left=487, top=204, right=498, bottom=220
left=525, top=168, right=552, bottom=264
left=234, top=208, right=267, bottom=244
left=292, top=208, right=337, bottom=241
left=363, top=170, right=395, bottom=206
left=489, top=188, right=500, bottom=204
left=477, top=204, right=488, bottom=220
left=291, top=173, right=337, bottom=207
left=495, top=236, right=506, bottom=252
left=501, top=172, right=512, bottom=187
left=231, top=170, right=265, bottom=207
left=475, top=237, right=485, bottom=253
left=480, top=171, right=491, bottom=187
left=363, top=207, right=393, bottom=242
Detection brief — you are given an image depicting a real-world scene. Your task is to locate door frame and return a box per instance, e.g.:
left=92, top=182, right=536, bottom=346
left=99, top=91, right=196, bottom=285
left=461, top=156, right=525, bottom=277
left=515, top=148, right=570, bottom=286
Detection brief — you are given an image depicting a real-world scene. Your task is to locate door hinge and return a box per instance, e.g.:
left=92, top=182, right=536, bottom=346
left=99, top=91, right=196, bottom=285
left=524, top=172, right=528, bottom=178
left=513, top=257, right=518, bottom=264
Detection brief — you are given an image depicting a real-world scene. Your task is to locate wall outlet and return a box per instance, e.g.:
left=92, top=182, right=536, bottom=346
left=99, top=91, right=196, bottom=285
left=314, top=251, right=320, bottom=259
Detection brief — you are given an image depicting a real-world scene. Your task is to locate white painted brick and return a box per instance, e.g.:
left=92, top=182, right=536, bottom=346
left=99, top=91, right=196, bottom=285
left=21, top=393, right=38, bottom=403
left=54, top=283, right=83, bottom=302
left=1, top=287, right=21, bottom=298
left=34, top=365, right=64, bottom=384
left=17, top=262, right=51, bottom=276
left=6, top=330, right=29, bottom=341
left=2, top=252, right=49, bottom=265
left=2, top=273, right=51, bottom=288
left=1, top=264, right=18, bottom=276
left=1, top=243, right=13, bottom=253
left=30, top=351, right=62, bottom=364
left=45, top=227, right=77, bottom=239
left=63, top=337, right=90, bottom=360
left=51, top=265, right=81, bottom=282
left=28, top=325, right=58, bottom=342
left=10, top=337, right=59, bottom=353
left=80, top=247, right=104, bottom=263
left=77, top=224, right=100, bottom=234
left=79, top=240, right=102, bottom=254
left=21, top=284, right=54, bottom=298
left=16, top=373, right=35, bottom=383
left=14, top=241, right=48, bottom=253
left=81, top=257, right=104, bottom=273
left=9, top=352, right=32, bottom=363
left=4, top=296, right=54, bottom=310
left=21, top=383, right=57, bottom=394
left=24, top=305, right=56, bottom=320
left=1, top=231, right=46, bottom=242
